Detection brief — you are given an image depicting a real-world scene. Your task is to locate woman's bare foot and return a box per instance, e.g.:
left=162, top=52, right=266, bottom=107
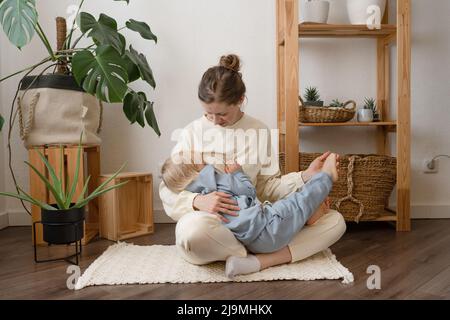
left=322, top=153, right=339, bottom=182
left=306, top=202, right=328, bottom=226
left=306, top=198, right=330, bottom=225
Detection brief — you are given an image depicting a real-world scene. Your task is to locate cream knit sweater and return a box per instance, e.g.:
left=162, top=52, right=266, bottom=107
left=159, top=114, right=305, bottom=221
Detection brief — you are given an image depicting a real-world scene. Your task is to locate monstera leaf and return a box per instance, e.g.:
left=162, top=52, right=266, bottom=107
left=126, top=19, right=157, bottom=43
left=80, top=12, right=125, bottom=54
left=123, top=91, right=160, bottom=136
left=72, top=45, right=128, bottom=103
left=125, top=45, right=156, bottom=89
left=0, top=0, right=38, bottom=48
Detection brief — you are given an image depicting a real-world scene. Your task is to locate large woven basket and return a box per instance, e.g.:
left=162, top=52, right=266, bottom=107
left=299, top=97, right=356, bottom=123
left=281, top=152, right=396, bottom=222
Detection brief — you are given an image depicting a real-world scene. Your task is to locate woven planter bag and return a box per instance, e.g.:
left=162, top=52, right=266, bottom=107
left=18, top=74, right=102, bottom=148
left=297, top=152, right=397, bottom=222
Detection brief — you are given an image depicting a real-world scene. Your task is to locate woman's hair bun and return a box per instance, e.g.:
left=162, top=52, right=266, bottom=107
left=219, top=54, right=241, bottom=72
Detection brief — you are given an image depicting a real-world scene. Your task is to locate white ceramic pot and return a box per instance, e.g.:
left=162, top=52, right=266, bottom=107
left=347, top=0, right=386, bottom=25
left=300, top=1, right=330, bottom=24
left=357, top=109, right=374, bottom=122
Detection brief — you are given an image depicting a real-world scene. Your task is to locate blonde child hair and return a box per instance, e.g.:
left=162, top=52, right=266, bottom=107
left=161, top=152, right=204, bottom=193
left=161, top=151, right=233, bottom=193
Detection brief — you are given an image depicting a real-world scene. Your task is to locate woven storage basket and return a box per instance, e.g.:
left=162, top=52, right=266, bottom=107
left=279, top=152, right=396, bottom=222
left=299, top=97, right=356, bottom=123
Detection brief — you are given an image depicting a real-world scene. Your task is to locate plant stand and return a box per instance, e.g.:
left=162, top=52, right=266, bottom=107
left=29, top=145, right=101, bottom=246
left=33, top=220, right=82, bottom=265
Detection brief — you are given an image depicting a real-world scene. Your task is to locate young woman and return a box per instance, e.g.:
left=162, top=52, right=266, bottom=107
left=159, top=54, right=346, bottom=275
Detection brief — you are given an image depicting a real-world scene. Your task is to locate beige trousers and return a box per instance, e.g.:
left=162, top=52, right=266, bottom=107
left=175, top=209, right=346, bottom=265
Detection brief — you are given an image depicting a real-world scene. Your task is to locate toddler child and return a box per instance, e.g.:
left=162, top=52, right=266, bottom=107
left=161, top=152, right=339, bottom=277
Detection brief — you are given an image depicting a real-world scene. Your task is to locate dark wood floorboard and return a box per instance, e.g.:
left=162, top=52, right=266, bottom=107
left=1, top=220, right=449, bottom=300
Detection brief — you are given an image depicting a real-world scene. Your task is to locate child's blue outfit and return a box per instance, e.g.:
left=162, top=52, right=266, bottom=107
left=185, top=165, right=333, bottom=254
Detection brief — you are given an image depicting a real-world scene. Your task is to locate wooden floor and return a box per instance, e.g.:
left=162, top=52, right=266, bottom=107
left=1, top=220, right=449, bottom=300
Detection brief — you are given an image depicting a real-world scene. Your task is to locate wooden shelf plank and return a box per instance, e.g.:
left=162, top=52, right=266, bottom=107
left=299, top=23, right=397, bottom=38
left=299, top=121, right=397, bottom=127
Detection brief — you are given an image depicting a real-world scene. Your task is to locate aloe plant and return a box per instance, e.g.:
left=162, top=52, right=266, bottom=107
left=363, top=97, right=380, bottom=121
left=0, top=140, right=127, bottom=210
left=304, top=87, right=321, bottom=102
left=330, top=99, right=345, bottom=108
left=0, top=0, right=160, bottom=135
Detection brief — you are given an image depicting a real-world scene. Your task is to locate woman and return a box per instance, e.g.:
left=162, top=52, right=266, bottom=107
left=159, top=54, right=346, bottom=271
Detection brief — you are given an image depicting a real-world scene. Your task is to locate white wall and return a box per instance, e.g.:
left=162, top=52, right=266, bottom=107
left=0, top=0, right=449, bottom=224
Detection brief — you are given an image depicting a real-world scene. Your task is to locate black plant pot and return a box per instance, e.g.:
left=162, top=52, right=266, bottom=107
left=41, top=206, right=85, bottom=245
left=20, top=74, right=84, bottom=92
left=305, top=100, right=324, bottom=107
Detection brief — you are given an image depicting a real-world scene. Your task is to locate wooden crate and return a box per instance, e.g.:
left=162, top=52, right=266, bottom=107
left=99, top=172, right=154, bottom=241
left=29, top=145, right=101, bottom=246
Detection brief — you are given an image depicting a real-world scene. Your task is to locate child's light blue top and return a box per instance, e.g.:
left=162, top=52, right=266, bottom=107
left=185, top=165, right=266, bottom=242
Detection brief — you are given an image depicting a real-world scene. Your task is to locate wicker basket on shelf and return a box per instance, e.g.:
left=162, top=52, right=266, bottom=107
left=299, top=97, right=356, bottom=123
left=280, top=152, right=397, bottom=222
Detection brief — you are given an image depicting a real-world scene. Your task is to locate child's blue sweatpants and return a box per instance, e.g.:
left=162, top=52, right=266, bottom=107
left=239, top=172, right=333, bottom=253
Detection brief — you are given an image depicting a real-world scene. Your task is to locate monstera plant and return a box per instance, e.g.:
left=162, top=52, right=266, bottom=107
left=0, top=0, right=160, bottom=136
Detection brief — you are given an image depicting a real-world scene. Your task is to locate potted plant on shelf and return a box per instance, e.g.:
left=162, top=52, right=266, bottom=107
left=0, top=0, right=160, bottom=140
left=303, top=86, right=324, bottom=107
left=329, top=99, right=345, bottom=108
left=357, top=98, right=380, bottom=122
left=0, top=138, right=127, bottom=247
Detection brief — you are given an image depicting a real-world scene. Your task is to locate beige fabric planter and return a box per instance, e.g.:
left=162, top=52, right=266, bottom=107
left=18, top=75, right=102, bottom=147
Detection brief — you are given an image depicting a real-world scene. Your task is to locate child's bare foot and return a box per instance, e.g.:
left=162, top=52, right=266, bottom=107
left=322, top=153, right=339, bottom=182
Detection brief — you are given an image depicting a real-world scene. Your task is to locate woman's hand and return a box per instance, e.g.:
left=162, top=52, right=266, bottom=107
left=301, top=151, right=340, bottom=182
left=193, top=192, right=240, bottom=222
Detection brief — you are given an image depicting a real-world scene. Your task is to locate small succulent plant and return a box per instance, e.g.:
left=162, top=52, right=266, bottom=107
left=363, top=98, right=380, bottom=121
left=330, top=99, right=345, bottom=108
left=304, top=87, right=321, bottom=102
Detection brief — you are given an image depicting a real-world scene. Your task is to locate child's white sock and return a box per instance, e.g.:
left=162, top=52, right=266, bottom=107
left=225, top=254, right=261, bottom=278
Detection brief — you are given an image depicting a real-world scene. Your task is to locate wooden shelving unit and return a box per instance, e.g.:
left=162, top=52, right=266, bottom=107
left=276, top=0, right=411, bottom=231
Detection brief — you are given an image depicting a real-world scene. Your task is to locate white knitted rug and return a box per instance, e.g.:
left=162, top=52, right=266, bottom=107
left=75, top=242, right=353, bottom=290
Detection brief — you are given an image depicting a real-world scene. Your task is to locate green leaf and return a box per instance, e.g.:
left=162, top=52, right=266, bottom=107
left=144, top=101, right=161, bottom=136
left=79, top=12, right=125, bottom=54
left=0, top=114, right=4, bottom=131
left=0, top=191, right=56, bottom=211
left=16, top=187, right=57, bottom=210
left=74, top=180, right=129, bottom=209
left=122, top=53, right=140, bottom=83
left=35, top=150, right=65, bottom=204
left=123, top=91, right=145, bottom=124
left=74, top=163, right=127, bottom=208
left=125, top=45, right=155, bottom=89
left=90, top=163, right=126, bottom=196
left=72, top=45, right=129, bottom=103
left=73, top=175, right=91, bottom=206
left=136, top=108, right=145, bottom=127
left=24, top=160, right=66, bottom=209
left=0, top=0, right=37, bottom=48
left=123, top=91, right=160, bottom=135
left=64, top=145, right=82, bottom=208
left=126, top=19, right=157, bottom=43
